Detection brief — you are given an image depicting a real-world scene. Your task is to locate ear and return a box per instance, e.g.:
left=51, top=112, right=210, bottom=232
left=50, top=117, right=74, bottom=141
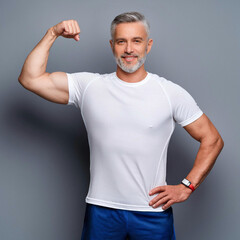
left=109, top=39, right=113, bottom=50
left=146, top=38, right=153, bottom=54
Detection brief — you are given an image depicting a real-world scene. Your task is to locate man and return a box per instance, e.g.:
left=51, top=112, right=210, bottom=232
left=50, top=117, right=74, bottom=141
left=19, top=12, right=224, bottom=240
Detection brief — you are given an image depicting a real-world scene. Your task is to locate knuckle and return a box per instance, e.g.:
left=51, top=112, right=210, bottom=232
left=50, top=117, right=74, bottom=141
left=151, top=189, right=156, bottom=193
left=60, top=21, right=64, bottom=28
left=153, top=203, right=159, bottom=208
left=62, top=22, right=67, bottom=28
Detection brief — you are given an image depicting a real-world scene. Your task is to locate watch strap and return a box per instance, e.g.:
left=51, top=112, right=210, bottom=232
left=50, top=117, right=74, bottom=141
left=181, top=178, right=195, bottom=192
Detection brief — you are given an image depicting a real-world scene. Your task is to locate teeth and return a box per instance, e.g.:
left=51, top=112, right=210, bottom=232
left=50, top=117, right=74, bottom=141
left=125, top=57, right=134, bottom=60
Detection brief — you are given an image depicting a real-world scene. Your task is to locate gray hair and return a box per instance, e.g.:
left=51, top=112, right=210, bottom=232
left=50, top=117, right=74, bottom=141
left=110, top=12, right=150, bottom=41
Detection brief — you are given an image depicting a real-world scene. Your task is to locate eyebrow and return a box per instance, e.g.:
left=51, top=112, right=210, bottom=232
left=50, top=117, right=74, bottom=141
left=133, top=37, right=144, bottom=40
left=115, top=37, right=144, bottom=41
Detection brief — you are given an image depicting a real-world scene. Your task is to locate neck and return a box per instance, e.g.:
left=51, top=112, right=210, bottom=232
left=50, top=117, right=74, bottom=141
left=116, top=65, right=148, bottom=83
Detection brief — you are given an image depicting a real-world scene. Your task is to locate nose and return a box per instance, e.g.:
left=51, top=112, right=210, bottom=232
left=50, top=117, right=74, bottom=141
left=125, top=42, right=133, bottom=54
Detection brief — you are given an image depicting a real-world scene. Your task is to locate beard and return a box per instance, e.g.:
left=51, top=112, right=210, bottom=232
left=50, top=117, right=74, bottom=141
left=114, top=49, right=147, bottom=73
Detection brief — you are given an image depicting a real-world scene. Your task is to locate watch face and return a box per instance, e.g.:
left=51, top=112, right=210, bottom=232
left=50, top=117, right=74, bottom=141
left=182, top=178, right=190, bottom=186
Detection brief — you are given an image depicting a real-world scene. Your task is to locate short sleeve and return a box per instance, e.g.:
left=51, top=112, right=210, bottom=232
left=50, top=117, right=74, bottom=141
left=162, top=79, right=203, bottom=127
left=66, top=72, right=100, bottom=108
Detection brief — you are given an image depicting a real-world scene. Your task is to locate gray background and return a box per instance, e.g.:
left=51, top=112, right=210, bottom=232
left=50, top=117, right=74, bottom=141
left=0, top=0, right=239, bottom=239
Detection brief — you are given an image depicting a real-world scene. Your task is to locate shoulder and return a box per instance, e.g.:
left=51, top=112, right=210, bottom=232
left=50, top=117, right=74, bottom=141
left=66, top=71, right=103, bottom=89
left=66, top=71, right=101, bottom=81
left=148, top=73, right=185, bottom=95
left=148, top=73, right=199, bottom=107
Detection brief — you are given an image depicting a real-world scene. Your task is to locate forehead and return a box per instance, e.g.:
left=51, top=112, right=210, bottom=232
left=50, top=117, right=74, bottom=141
left=114, top=22, right=147, bottom=40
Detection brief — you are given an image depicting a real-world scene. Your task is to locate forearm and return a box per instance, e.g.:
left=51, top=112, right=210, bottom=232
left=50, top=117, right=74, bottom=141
left=18, top=27, right=57, bottom=83
left=149, top=115, right=224, bottom=210
left=185, top=136, right=224, bottom=189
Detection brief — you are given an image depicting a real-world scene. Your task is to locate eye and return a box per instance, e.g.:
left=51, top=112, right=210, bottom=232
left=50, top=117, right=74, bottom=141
left=134, top=39, right=142, bottom=43
left=117, top=40, right=124, bottom=44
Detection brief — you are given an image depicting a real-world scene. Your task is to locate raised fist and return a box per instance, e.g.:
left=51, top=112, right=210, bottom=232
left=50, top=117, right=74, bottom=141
left=52, top=20, right=80, bottom=41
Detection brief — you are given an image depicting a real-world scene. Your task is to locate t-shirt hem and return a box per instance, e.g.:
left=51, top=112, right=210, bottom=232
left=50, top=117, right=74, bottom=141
left=179, top=110, right=203, bottom=127
left=86, top=197, right=164, bottom=212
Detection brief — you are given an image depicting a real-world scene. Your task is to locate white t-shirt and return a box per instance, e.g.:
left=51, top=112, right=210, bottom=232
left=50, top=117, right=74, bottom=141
left=67, top=72, right=203, bottom=212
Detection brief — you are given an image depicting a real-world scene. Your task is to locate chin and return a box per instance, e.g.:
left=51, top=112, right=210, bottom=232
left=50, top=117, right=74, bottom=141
left=115, top=56, right=145, bottom=74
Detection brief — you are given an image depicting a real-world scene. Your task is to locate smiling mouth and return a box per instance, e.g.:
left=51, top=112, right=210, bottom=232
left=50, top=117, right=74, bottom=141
left=122, top=56, right=137, bottom=62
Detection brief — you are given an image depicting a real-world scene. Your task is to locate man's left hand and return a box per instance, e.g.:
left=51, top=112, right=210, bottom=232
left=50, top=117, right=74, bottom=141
left=149, top=184, right=192, bottom=210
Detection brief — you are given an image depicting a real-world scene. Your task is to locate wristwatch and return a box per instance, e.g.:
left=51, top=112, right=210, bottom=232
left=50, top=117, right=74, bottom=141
left=181, top=178, right=195, bottom=192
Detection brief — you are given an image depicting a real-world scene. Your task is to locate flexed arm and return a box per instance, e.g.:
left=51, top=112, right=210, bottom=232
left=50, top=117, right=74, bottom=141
left=18, top=20, right=80, bottom=104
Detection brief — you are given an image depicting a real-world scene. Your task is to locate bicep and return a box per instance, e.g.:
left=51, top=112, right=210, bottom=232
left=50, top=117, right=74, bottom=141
left=25, top=72, right=69, bottom=104
left=183, top=114, right=221, bottom=142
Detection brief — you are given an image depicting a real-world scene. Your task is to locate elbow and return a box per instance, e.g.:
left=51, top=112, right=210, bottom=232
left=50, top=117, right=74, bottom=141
left=212, top=134, right=224, bottom=153
left=202, top=133, right=224, bottom=152
left=18, top=74, right=30, bottom=89
left=18, top=77, right=23, bottom=86
left=18, top=74, right=25, bottom=86
left=218, top=135, right=224, bottom=151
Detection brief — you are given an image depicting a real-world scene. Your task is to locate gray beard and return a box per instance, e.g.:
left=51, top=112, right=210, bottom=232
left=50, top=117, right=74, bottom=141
left=115, top=54, right=147, bottom=73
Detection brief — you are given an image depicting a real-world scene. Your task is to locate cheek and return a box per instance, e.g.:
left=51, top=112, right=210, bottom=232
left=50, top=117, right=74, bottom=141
left=135, top=45, right=146, bottom=54
left=113, top=47, right=124, bottom=56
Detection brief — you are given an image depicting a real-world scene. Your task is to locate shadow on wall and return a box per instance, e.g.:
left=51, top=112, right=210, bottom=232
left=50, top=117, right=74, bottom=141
left=4, top=96, right=89, bottom=159
left=0, top=93, right=93, bottom=237
left=2, top=94, right=91, bottom=193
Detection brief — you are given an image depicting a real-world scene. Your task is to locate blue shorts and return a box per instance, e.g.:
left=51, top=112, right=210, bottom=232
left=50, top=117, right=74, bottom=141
left=81, top=203, right=176, bottom=240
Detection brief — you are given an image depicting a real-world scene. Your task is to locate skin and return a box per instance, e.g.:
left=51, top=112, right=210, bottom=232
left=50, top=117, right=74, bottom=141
left=18, top=19, right=224, bottom=211
left=109, top=22, right=153, bottom=83
left=149, top=113, right=224, bottom=210
left=18, top=20, right=80, bottom=104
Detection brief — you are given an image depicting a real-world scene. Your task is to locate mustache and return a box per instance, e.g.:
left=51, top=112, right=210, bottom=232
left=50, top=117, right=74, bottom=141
left=121, top=53, right=138, bottom=57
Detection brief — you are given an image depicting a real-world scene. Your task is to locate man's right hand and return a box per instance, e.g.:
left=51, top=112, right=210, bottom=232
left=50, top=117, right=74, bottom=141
left=52, top=20, right=80, bottom=41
